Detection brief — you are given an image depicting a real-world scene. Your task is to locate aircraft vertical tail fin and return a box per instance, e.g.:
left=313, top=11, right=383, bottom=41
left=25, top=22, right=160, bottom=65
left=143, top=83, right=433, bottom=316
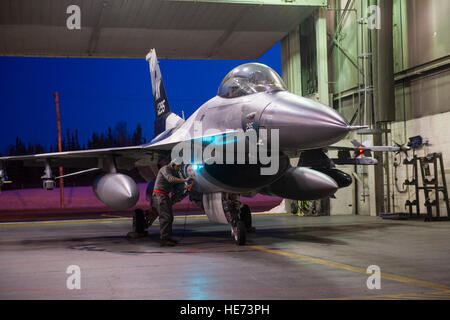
left=146, top=49, right=181, bottom=137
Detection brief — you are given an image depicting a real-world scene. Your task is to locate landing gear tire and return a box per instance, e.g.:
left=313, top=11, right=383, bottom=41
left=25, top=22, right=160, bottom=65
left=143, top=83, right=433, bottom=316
left=133, top=209, right=147, bottom=233
left=232, top=221, right=247, bottom=246
left=240, top=204, right=255, bottom=233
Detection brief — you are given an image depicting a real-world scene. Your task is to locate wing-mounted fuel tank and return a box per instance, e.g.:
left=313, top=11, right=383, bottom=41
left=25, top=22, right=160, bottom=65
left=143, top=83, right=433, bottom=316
left=313, top=168, right=352, bottom=189
left=260, top=167, right=339, bottom=200
left=297, top=149, right=353, bottom=189
left=93, top=173, right=140, bottom=210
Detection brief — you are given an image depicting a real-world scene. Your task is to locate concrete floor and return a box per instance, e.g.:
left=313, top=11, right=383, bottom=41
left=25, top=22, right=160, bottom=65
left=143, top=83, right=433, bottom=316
left=1, top=214, right=450, bottom=300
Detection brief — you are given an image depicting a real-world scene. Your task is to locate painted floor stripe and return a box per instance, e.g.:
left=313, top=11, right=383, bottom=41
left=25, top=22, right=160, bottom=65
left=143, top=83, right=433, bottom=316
left=334, top=290, right=450, bottom=300
left=0, top=217, right=132, bottom=227
left=249, top=245, right=450, bottom=292
left=0, top=212, right=288, bottom=227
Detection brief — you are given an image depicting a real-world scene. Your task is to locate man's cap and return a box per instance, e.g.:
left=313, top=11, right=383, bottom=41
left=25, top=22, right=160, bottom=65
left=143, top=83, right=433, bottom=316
left=170, top=158, right=183, bottom=165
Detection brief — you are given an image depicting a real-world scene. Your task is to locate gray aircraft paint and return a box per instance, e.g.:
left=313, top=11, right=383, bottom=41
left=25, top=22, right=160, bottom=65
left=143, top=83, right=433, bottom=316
left=0, top=49, right=386, bottom=224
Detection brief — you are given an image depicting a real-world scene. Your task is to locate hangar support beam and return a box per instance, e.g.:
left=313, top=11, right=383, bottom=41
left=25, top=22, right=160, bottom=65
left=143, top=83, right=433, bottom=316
left=280, top=25, right=303, bottom=214
left=174, top=0, right=327, bottom=6
left=280, top=6, right=329, bottom=104
left=315, top=7, right=329, bottom=106
left=280, top=6, right=330, bottom=214
left=281, top=26, right=302, bottom=96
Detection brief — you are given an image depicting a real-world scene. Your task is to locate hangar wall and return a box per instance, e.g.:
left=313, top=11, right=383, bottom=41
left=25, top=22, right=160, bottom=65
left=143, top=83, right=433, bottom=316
left=282, top=0, right=450, bottom=216
left=333, top=0, right=450, bottom=216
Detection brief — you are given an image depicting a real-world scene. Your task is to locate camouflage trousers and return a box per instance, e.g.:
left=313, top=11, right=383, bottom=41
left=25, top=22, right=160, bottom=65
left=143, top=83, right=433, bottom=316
left=151, top=193, right=173, bottom=240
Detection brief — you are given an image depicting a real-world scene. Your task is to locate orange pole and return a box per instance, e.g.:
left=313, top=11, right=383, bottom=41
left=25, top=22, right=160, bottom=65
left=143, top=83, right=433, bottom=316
left=54, top=92, right=64, bottom=209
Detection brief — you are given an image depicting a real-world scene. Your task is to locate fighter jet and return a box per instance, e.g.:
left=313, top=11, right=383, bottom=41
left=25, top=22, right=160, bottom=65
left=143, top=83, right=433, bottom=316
left=0, top=49, right=385, bottom=245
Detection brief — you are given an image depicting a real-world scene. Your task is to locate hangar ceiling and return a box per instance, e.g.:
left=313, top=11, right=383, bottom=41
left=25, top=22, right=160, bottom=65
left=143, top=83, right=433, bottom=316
left=0, top=0, right=326, bottom=59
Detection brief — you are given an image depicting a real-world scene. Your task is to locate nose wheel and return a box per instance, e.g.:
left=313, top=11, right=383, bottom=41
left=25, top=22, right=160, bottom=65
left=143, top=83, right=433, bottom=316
left=231, top=221, right=247, bottom=246
left=222, top=194, right=254, bottom=245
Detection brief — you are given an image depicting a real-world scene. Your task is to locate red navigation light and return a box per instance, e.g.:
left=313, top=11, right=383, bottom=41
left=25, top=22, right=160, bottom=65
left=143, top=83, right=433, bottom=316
left=356, top=147, right=365, bottom=157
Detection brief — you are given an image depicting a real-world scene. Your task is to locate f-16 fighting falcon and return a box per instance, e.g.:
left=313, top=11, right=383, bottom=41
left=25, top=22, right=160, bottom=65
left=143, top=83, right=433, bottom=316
left=0, top=49, right=407, bottom=245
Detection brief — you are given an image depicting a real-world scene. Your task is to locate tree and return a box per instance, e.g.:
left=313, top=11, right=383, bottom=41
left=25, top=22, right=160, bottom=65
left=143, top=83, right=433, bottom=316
left=11, top=137, right=27, bottom=155
left=71, top=132, right=76, bottom=150
left=114, top=121, right=128, bottom=147
left=27, top=142, right=34, bottom=155
left=89, top=132, right=101, bottom=149
left=75, top=129, right=81, bottom=150
left=107, top=127, right=114, bottom=147
left=66, top=129, right=71, bottom=151
left=35, top=144, right=45, bottom=154
left=132, top=124, right=144, bottom=145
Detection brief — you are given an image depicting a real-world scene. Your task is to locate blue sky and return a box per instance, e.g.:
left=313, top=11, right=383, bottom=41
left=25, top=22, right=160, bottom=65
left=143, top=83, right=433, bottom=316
left=0, top=42, right=281, bottom=154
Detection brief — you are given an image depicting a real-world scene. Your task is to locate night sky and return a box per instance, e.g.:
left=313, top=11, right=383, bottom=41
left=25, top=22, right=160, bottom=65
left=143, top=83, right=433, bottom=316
left=0, top=43, right=281, bottom=154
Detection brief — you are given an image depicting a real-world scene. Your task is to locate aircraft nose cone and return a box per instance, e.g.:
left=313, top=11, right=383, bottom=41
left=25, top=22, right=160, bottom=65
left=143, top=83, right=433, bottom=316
left=260, top=92, right=350, bottom=149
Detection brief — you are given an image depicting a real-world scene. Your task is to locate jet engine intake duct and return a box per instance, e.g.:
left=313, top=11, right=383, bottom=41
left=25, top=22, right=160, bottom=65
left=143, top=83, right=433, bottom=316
left=93, top=173, right=140, bottom=210
left=181, top=153, right=290, bottom=194
left=261, top=167, right=338, bottom=200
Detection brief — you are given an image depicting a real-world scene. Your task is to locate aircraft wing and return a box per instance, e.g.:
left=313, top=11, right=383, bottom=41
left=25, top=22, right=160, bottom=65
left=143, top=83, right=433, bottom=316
left=0, top=145, right=145, bottom=161
left=0, top=127, right=243, bottom=171
left=0, top=145, right=161, bottom=170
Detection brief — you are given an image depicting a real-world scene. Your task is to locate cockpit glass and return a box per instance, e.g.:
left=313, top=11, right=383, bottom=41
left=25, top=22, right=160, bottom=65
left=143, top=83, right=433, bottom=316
left=217, top=63, right=287, bottom=98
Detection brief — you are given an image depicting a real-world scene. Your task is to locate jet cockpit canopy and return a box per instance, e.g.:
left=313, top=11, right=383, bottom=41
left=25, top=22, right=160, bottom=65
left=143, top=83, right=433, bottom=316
left=217, top=63, right=286, bottom=98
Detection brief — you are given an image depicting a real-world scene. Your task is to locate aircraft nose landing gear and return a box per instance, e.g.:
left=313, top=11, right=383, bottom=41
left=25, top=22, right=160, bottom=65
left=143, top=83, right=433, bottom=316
left=223, top=194, right=253, bottom=246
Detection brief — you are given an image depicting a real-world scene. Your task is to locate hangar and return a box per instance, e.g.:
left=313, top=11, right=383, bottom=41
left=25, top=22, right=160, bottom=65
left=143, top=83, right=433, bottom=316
left=1, top=0, right=450, bottom=301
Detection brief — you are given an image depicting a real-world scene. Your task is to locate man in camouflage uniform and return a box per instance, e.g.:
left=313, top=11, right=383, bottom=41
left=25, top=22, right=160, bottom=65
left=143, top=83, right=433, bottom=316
left=151, top=160, right=189, bottom=246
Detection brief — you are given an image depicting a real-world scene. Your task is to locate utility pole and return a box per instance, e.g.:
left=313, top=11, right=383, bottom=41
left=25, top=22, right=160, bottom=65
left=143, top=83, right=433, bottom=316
left=53, top=92, right=64, bottom=208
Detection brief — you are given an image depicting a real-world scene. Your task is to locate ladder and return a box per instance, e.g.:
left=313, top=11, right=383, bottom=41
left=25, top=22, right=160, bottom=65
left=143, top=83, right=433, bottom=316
left=418, top=153, right=450, bottom=221
left=403, top=155, right=421, bottom=217
left=404, top=153, right=450, bottom=220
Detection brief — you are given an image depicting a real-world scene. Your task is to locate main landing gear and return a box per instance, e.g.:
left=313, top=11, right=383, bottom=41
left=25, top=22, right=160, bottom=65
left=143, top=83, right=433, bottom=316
left=127, top=208, right=151, bottom=239
left=231, top=220, right=247, bottom=246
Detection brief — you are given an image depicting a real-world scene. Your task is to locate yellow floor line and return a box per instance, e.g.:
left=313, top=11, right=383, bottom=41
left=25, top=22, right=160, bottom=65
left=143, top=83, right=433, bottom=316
left=249, top=245, right=450, bottom=292
left=332, top=290, right=450, bottom=300
left=0, top=218, right=131, bottom=227
left=0, top=212, right=288, bottom=228
left=100, top=214, right=125, bottom=218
